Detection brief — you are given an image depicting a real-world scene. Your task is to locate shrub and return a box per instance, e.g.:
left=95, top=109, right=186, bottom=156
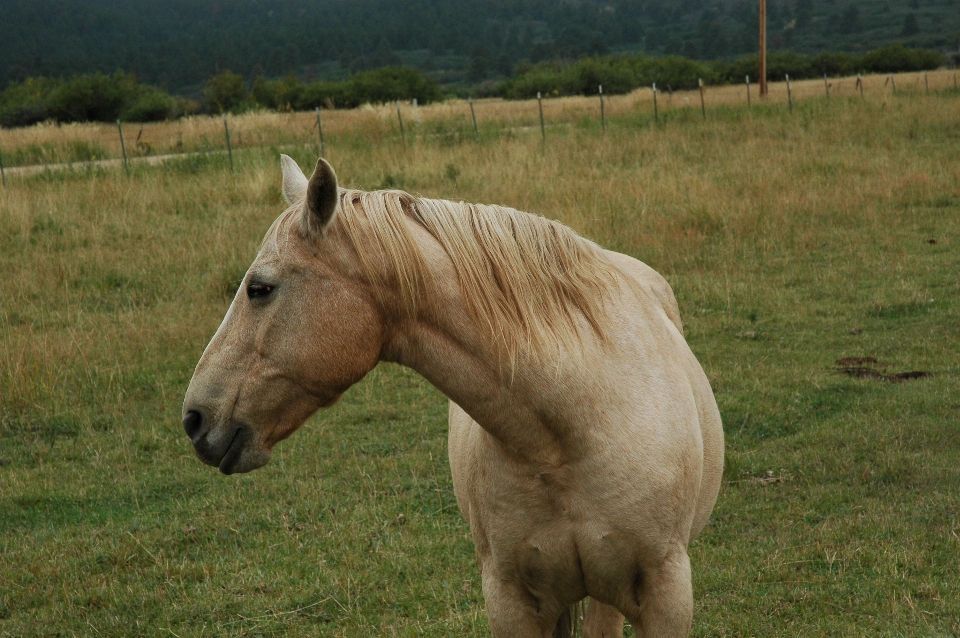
left=809, top=52, right=857, bottom=77
left=0, top=77, right=59, bottom=127
left=121, top=88, right=178, bottom=122
left=203, top=70, right=248, bottom=114
left=345, top=66, right=442, bottom=106
left=251, top=73, right=304, bottom=111
left=295, top=82, right=350, bottom=110
left=46, top=72, right=141, bottom=122
left=500, top=54, right=715, bottom=99
left=859, top=43, right=943, bottom=73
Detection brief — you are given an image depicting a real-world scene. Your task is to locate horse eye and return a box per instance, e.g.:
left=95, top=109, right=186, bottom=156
left=246, top=282, right=274, bottom=299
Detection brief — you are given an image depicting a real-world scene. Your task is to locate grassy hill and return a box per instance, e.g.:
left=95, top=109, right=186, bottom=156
left=1, top=0, right=957, bottom=94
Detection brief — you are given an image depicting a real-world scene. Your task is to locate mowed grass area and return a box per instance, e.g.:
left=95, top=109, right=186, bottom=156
left=1, top=88, right=959, bottom=636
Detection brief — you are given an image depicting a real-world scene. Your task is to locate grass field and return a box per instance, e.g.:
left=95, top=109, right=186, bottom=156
left=1, top=79, right=959, bottom=636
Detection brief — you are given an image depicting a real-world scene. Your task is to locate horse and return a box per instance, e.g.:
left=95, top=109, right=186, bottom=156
left=182, top=155, right=724, bottom=638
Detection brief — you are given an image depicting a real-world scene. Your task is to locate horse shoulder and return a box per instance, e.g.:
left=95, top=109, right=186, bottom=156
left=603, top=250, right=683, bottom=336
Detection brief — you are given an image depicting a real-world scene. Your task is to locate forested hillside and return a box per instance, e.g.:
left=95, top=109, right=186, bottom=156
left=1, top=0, right=957, bottom=93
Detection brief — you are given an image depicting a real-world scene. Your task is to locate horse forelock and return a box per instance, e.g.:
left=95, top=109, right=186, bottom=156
left=329, top=187, right=620, bottom=366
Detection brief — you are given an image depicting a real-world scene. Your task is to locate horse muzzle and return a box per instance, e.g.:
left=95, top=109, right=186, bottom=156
left=182, top=410, right=271, bottom=474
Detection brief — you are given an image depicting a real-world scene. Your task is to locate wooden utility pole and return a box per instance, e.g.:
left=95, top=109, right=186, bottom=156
left=759, top=0, right=768, bottom=97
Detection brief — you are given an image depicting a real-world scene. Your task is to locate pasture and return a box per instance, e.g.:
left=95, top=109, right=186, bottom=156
left=1, top=77, right=959, bottom=636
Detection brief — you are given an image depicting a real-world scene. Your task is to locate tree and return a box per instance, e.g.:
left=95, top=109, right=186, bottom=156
left=902, top=13, right=920, bottom=36
left=203, top=71, right=247, bottom=114
left=839, top=5, right=861, bottom=35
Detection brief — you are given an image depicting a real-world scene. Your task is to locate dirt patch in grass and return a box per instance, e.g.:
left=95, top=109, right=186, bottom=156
left=834, top=357, right=931, bottom=382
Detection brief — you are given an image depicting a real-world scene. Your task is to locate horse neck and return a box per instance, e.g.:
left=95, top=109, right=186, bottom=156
left=373, top=225, right=571, bottom=466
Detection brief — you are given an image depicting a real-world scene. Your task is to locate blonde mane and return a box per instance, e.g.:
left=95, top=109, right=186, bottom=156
left=333, top=189, right=622, bottom=365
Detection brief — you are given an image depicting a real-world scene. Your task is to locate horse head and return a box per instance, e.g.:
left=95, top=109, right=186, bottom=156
left=181, top=156, right=385, bottom=474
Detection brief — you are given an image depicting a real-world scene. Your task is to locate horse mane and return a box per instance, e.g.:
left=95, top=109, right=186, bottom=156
left=334, top=188, right=622, bottom=366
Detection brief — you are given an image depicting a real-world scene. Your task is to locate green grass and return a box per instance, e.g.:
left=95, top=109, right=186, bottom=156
left=1, top=92, right=959, bottom=636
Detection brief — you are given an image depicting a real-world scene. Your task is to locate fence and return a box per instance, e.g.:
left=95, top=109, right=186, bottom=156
left=1, top=69, right=957, bottom=181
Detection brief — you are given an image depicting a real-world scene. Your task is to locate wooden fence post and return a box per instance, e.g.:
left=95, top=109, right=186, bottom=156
left=857, top=74, right=864, bottom=99
left=222, top=113, right=233, bottom=171
left=599, top=85, right=605, bottom=132
left=117, top=120, right=130, bottom=176
left=537, top=92, right=545, bottom=142
left=924, top=72, right=929, bottom=95
left=786, top=74, right=793, bottom=112
left=824, top=74, right=829, bottom=99
left=396, top=100, right=406, bottom=146
left=652, top=83, right=659, bottom=124
left=889, top=74, right=896, bottom=94
left=315, top=107, right=326, bottom=157
left=469, top=96, right=479, bottom=140
left=0, top=148, right=5, bottom=187
left=698, top=78, right=706, bottom=120
left=746, top=75, right=751, bottom=109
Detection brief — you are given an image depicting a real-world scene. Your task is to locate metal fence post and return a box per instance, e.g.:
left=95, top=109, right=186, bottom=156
left=222, top=113, right=234, bottom=171
left=469, top=96, right=479, bottom=141
left=652, top=83, right=659, bottom=124
left=599, top=85, right=605, bottom=132
left=537, top=92, right=545, bottom=142
left=698, top=78, right=706, bottom=120
left=746, top=75, right=751, bottom=109
left=396, top=100, right=405, bottom=146
left=786, top=74, right=793, bottom=112
left=117, top=120, right=130, bottom=176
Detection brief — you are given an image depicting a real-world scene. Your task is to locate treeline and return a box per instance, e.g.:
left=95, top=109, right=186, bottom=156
left=208, top=67, right=442, bottom=114
left=500, top=44, right=945, bottom=99
left=0, top=66, right=443, bottom=127
left=0, top=73, right=194, bottom=128
left=0, top=44, right=946, bottom=127
left=4, top=0, right=958, bottom=94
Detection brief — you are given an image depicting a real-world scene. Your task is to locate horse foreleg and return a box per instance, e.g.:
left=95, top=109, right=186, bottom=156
left=583, top=597, right=624, bottom=638
left=481, top=569, right=563, bottom=638
left=626, top=548, right=693, bottom=638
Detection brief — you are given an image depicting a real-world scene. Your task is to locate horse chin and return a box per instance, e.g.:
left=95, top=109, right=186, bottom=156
left=218, top=438, right=272, bottom=475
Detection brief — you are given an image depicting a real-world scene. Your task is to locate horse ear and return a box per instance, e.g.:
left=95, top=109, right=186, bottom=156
left=300, top=158, right=339, bottom=237
left=280, top=154, right=308, bottom=205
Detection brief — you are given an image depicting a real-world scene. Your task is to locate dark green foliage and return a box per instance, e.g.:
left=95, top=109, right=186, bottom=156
left=203, top=71, right=249, bottom=114
left=275, top=67, right=442, bottom=110
left=250, top=73, right=304, bottom=111
left=496, top=44, right=945, bottom=99
left=0, top=77, right=60, bottom=128
left=2, top=0, right=957, bottom=94
left=902, top=13, right=921, bottom=37
left=121, top=88, right=181, bottom=123
left=860, top=43, right=943, bottom=73
left=500, top=55, right=716, bottom=99
left=45, top=73, right=140, bottom=123
left=345, top=67, right=442, bottom=107
left=715, top=45, right=942, bottom=84
left=0, top=73, right=185, bottom=127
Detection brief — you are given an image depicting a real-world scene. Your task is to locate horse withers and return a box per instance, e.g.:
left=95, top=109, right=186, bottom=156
left=182, top=156, right=724, bottom=638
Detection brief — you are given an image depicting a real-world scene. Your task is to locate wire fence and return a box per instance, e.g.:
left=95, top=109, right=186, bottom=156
left=1, top=68, right=957, bottom=183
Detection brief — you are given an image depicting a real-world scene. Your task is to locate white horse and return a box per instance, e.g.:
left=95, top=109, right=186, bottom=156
left=183, top=156, right=724, bottom=637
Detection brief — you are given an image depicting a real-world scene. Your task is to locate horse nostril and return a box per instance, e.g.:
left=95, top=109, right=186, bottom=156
left=183, top=410, right=205, bottom=440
